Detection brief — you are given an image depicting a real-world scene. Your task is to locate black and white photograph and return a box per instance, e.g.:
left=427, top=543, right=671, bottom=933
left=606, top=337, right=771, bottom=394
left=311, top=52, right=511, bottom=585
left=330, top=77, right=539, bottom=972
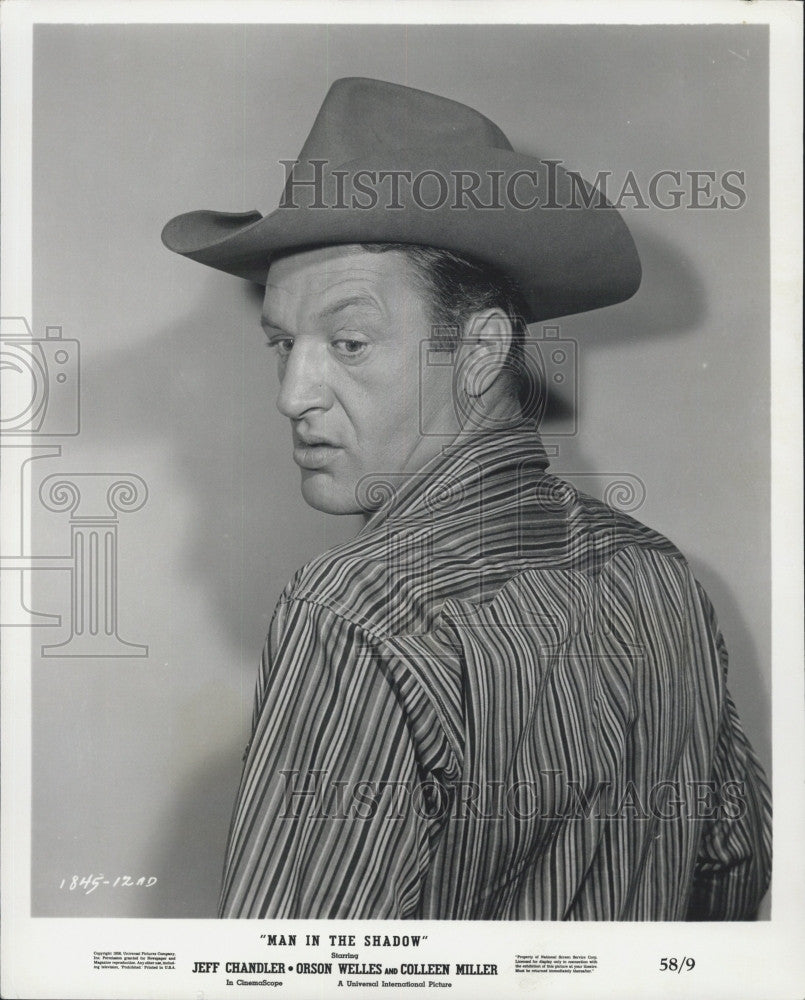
left=1, top=2, right=802, bottom=998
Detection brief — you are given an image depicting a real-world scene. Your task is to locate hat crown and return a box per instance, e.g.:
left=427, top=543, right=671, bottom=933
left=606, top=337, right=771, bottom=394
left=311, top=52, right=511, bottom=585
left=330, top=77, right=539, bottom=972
left=295, top=77, right=514, bottom=168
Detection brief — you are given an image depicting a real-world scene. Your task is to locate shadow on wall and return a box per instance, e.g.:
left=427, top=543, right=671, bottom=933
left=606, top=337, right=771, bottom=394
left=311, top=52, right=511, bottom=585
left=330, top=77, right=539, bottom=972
left=620, top=227, right=708, bottom=338
left=81, top=283, right=359, bottom=660
left=563, top=223, right=708, bottom=345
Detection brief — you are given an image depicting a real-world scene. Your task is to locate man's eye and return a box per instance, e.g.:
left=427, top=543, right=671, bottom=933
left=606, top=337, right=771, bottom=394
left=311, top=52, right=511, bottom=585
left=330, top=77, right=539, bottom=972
left=268, top=337, right=294, bottom=358
left=332, top=338, right=369, bottom=359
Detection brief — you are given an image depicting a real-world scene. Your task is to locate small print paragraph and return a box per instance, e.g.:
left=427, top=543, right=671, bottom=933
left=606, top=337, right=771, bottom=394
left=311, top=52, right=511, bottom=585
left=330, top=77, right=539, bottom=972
left=93, top=951, right=175, bottom=971
left=516, top=954, right=598, bottom=974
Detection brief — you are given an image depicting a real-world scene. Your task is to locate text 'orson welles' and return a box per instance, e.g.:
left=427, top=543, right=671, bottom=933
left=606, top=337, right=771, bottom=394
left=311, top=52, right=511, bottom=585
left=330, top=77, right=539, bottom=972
left=191, top=931, right=498, bottom=986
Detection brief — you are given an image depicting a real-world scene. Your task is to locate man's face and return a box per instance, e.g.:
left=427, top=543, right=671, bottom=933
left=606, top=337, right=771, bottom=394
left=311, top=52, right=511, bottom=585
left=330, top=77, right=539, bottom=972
left=262, top=245, right=451, bottom=514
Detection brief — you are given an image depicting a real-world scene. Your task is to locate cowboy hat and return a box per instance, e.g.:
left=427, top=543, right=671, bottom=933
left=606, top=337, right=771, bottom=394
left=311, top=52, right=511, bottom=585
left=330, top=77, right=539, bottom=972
left=161, top=77, right=641, bottom=323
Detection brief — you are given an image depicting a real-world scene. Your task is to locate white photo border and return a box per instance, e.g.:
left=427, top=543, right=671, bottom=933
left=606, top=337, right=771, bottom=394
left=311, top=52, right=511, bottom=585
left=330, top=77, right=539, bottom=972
left=2, top=2, right=803, bottom=998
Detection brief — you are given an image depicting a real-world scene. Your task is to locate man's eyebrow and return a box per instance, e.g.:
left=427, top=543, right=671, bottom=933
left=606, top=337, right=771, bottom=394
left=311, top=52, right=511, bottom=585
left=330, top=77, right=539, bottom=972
left=315, top=294, right=384, bottom=322
left=260, top=316, right=284, bottom=333
left=261, top=293, right=384, bottom=332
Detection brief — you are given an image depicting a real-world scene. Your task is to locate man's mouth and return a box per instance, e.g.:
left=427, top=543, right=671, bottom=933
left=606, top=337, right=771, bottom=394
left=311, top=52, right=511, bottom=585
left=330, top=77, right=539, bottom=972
left=292, top=437, right=341, bottom=470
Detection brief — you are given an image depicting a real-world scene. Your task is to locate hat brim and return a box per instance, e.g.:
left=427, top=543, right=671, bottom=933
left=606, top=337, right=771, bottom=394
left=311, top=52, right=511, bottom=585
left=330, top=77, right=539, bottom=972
left=161, top=147, right=641, bottom=324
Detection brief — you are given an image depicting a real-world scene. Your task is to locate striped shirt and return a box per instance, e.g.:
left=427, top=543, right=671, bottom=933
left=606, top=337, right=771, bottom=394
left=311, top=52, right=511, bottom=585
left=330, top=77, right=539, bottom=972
left=219, top=428, right=771, bottom=920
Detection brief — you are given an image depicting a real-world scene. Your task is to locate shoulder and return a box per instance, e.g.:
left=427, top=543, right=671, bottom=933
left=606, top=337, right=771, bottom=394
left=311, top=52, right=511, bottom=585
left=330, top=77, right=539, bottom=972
left=554, top=472, right=683, bottom=560
left=276, top=470, right=708, bottom=640
left=277, top=530, right=394, bottom=637
left=496, top=468, right=688, bottom=585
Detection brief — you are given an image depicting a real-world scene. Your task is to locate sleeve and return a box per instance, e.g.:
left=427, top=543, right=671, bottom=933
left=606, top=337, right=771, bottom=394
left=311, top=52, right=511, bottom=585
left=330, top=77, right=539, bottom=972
left=218, top=597, right=458, bottom=919
left=684, top=584, right=772, bottom=920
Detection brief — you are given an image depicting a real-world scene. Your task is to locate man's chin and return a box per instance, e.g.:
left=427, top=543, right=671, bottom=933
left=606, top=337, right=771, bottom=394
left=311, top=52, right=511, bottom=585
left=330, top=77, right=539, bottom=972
left=300, top=471, right=361, bottom=515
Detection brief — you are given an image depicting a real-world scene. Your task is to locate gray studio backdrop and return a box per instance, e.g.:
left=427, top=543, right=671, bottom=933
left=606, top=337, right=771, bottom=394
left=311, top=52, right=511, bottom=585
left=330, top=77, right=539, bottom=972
left=28, top=23, right=769, bottom=917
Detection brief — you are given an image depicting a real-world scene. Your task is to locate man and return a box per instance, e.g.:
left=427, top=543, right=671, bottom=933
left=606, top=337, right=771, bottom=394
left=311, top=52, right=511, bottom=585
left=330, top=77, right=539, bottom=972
left=162, top=77, right=771, bottom=920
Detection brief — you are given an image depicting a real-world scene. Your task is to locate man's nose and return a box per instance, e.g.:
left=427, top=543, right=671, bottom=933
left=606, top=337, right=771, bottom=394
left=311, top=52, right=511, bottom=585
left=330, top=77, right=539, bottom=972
left=276, top=341, right=331, bottom=419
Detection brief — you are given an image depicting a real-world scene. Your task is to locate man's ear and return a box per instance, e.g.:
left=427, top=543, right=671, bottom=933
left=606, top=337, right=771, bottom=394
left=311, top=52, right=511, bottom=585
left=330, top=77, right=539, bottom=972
left=457, top=308, right=514, bottom=398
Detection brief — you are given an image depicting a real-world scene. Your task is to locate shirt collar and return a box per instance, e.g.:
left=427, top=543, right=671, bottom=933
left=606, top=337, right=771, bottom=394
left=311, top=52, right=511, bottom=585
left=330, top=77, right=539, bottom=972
left=357, top=422, right=550, bottom=537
